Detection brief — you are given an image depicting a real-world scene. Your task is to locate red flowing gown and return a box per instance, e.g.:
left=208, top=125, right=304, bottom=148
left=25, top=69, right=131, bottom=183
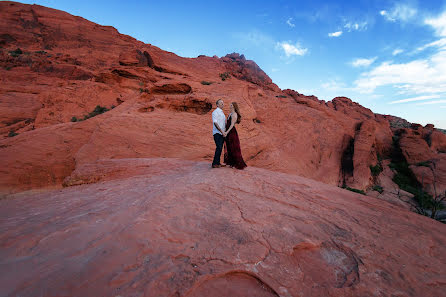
left=224, top=114, right=247, bottom=170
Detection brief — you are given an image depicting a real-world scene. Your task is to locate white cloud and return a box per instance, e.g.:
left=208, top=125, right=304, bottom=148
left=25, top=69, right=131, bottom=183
left=344, top=21, right=368, bottom=32
left=416, top=99, right=446, bottom=105
left=380, top=10, right=394, bottom=21
left=380, top=3, right=417, bottom=22
left=321, top=79, right=348, bottom=91
left=328, top=31, right=343, bottom=37
left=356, top=9, right=446, bottom=95
left=276, top=41, right=308, bottom=57
left=233, top=30, right=274, bottom=46
left=354, top=49, right=446, bottom=94
left=416, top=38, right=446, bottom=51
left=425, top=11, right=446, bottom=36
left=351, top=57, right=377, bottom=67
left=286, top=18, right=295, bottom=28
left=392, top=49, right=404, bottom=55
left=389, top=94, right=441, bottom=104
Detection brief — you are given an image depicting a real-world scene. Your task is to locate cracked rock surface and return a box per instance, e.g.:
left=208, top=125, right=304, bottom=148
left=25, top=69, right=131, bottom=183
left=1, top=158, right=445, bottom=297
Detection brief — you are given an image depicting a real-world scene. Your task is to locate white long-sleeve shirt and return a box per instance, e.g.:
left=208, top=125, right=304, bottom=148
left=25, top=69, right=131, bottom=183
left=212, top=107, right=226, bottom=135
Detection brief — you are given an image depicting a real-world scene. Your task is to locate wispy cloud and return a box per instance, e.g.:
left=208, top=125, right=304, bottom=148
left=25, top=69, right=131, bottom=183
left=392, top=49, right=404, bottom=55
left=355, top=10, right=446, bottom=95
left=351, top=57, right=377, bottom=67
left=416, top=38, right=446, bottom=51
left=233, top=30, right=274, bottom=46
left=328, top=31, right=343, bottom=37
left=355, top=51, right=446, bottom=94
left=321, top=79, right=350, bottom=92
left=389, top=94, right=441, bottom=104
left=380, top=3, right=417, bottom=22
left=416, top=99, right=446, bottom=105
left=344, top=21, right=368, bottom=32
left=234, top=30, right=308, bottom=63
left=276, top=41, right=308, bottom=57
left=425, top=11, right=446, bottom=36
left=286, top=18, right=295, bottom=28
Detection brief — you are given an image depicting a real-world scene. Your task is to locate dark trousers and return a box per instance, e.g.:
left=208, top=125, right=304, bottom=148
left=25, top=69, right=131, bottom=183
left=212, top=133, right=224, bottom=165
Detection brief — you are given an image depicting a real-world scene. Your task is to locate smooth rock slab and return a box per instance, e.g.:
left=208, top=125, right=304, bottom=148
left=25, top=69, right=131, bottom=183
left=0, top=158, right=445, bottom=297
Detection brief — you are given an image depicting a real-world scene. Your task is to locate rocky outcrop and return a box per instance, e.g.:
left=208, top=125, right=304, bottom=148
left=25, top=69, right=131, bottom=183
left=0, top=1, right=444, bottom=201
left=221, top=53, right=281, bottom=92
left=119, top=49, right=154, bottom=67
left=376, top=114, right=411, bottom=129
left=409, top=158, right=446, bottom=197
left=1, top=2, right=446, bottom=295
left=331, top=97, right=374, bottom=120
left=348, top=120, right=376, bottom=189
left=394, top=126, right=446, bottom=196
left=399, top=129, right=434, bottom=164
left=1, top=158, right=445, bottom=297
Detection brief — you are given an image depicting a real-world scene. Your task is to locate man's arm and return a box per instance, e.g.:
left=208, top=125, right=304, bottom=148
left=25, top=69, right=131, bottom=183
left=212, top=111, right=225, bottom=135
left=214, top=122, right=224, bottom=134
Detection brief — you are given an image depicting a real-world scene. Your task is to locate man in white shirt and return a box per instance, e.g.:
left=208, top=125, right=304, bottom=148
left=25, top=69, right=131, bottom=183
left=212, top=99, right=226, bottom=168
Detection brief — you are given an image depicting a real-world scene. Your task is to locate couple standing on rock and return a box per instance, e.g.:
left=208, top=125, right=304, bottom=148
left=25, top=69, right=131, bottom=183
left=211, top=99, right=247, bottom=170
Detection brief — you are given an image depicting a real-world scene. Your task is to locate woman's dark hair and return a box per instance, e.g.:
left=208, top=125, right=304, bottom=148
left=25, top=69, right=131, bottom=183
left=232, top=102, right=242, bottom=124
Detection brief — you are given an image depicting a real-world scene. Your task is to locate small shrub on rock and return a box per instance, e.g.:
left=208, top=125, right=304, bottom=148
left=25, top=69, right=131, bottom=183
left=372, top=185, right=384, bottom=194
left=201, top=81, right=213, bottom=85
left=370, top=163, right=383, bottom=176
left=342, top=185, right=366, bottom=195
left=8, top=130, right=18, bottom=137
left=415, top=161, right=431, bottom=167
left=9, top=48, right=22, bottom=57
left=71, top=105, right=111, bottom=122
left=219, top=72, right=230, bottom=81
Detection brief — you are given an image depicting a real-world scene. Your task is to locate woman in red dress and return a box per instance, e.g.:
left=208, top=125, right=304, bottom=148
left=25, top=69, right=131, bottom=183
left=223, top=102, right=247, bottom=170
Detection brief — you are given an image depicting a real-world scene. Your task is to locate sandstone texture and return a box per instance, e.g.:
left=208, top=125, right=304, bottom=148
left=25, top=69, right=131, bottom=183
left=0, top=1, right=399, bottom=196
left=1, top=1, right=445, bottom=198
left=1, top=158, right=445, bottom=297
left=396, top=127, right=446, bottom=196
left=1, top=2, right=446, bottom=296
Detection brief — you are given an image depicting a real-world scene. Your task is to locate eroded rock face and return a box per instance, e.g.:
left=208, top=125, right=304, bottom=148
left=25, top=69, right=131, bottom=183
left=331, top=97, right=374, bottom=120
left=376, top=114, right=411, bottom=129
left=399, top=129, right=434, bottom=164
left=410, top=157, right=446, bottom=197
left=221, top=53, right=280, bottom=92
left=1, top=158, right=445, bottom=297
left=348, top=120, right=377, bottom=189
left=119, top=49, right=154, bottom=67
left=0, top=1, right=444, bottom=199
left=150, top=83, right=192, bottom=94
left=394, top=126, right=446, bottom=196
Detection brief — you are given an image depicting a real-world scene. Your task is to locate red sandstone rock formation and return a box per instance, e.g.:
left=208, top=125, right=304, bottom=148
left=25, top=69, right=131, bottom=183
left=1, top=2, right=446, bottom=296
left=1, top=158, right=445, bottom=297
left=396, top=126, right=446, bottom=196
left=0, top=1, right=444, bottom=204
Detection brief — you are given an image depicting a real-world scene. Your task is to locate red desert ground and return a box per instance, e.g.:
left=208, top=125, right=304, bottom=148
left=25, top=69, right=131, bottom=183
left=0, top=2, right=445, bottom=297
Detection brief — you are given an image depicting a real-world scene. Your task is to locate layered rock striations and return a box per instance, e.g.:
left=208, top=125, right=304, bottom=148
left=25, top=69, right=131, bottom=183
left=0, top=1, right=445, bottom=205
left=1, top=158, right=445, bottom=297
left=1, top=2, right=446, bottom=296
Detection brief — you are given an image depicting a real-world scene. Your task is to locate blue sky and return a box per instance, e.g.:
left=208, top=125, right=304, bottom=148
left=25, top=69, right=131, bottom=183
left=10, top=0, right=446, bottom=128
